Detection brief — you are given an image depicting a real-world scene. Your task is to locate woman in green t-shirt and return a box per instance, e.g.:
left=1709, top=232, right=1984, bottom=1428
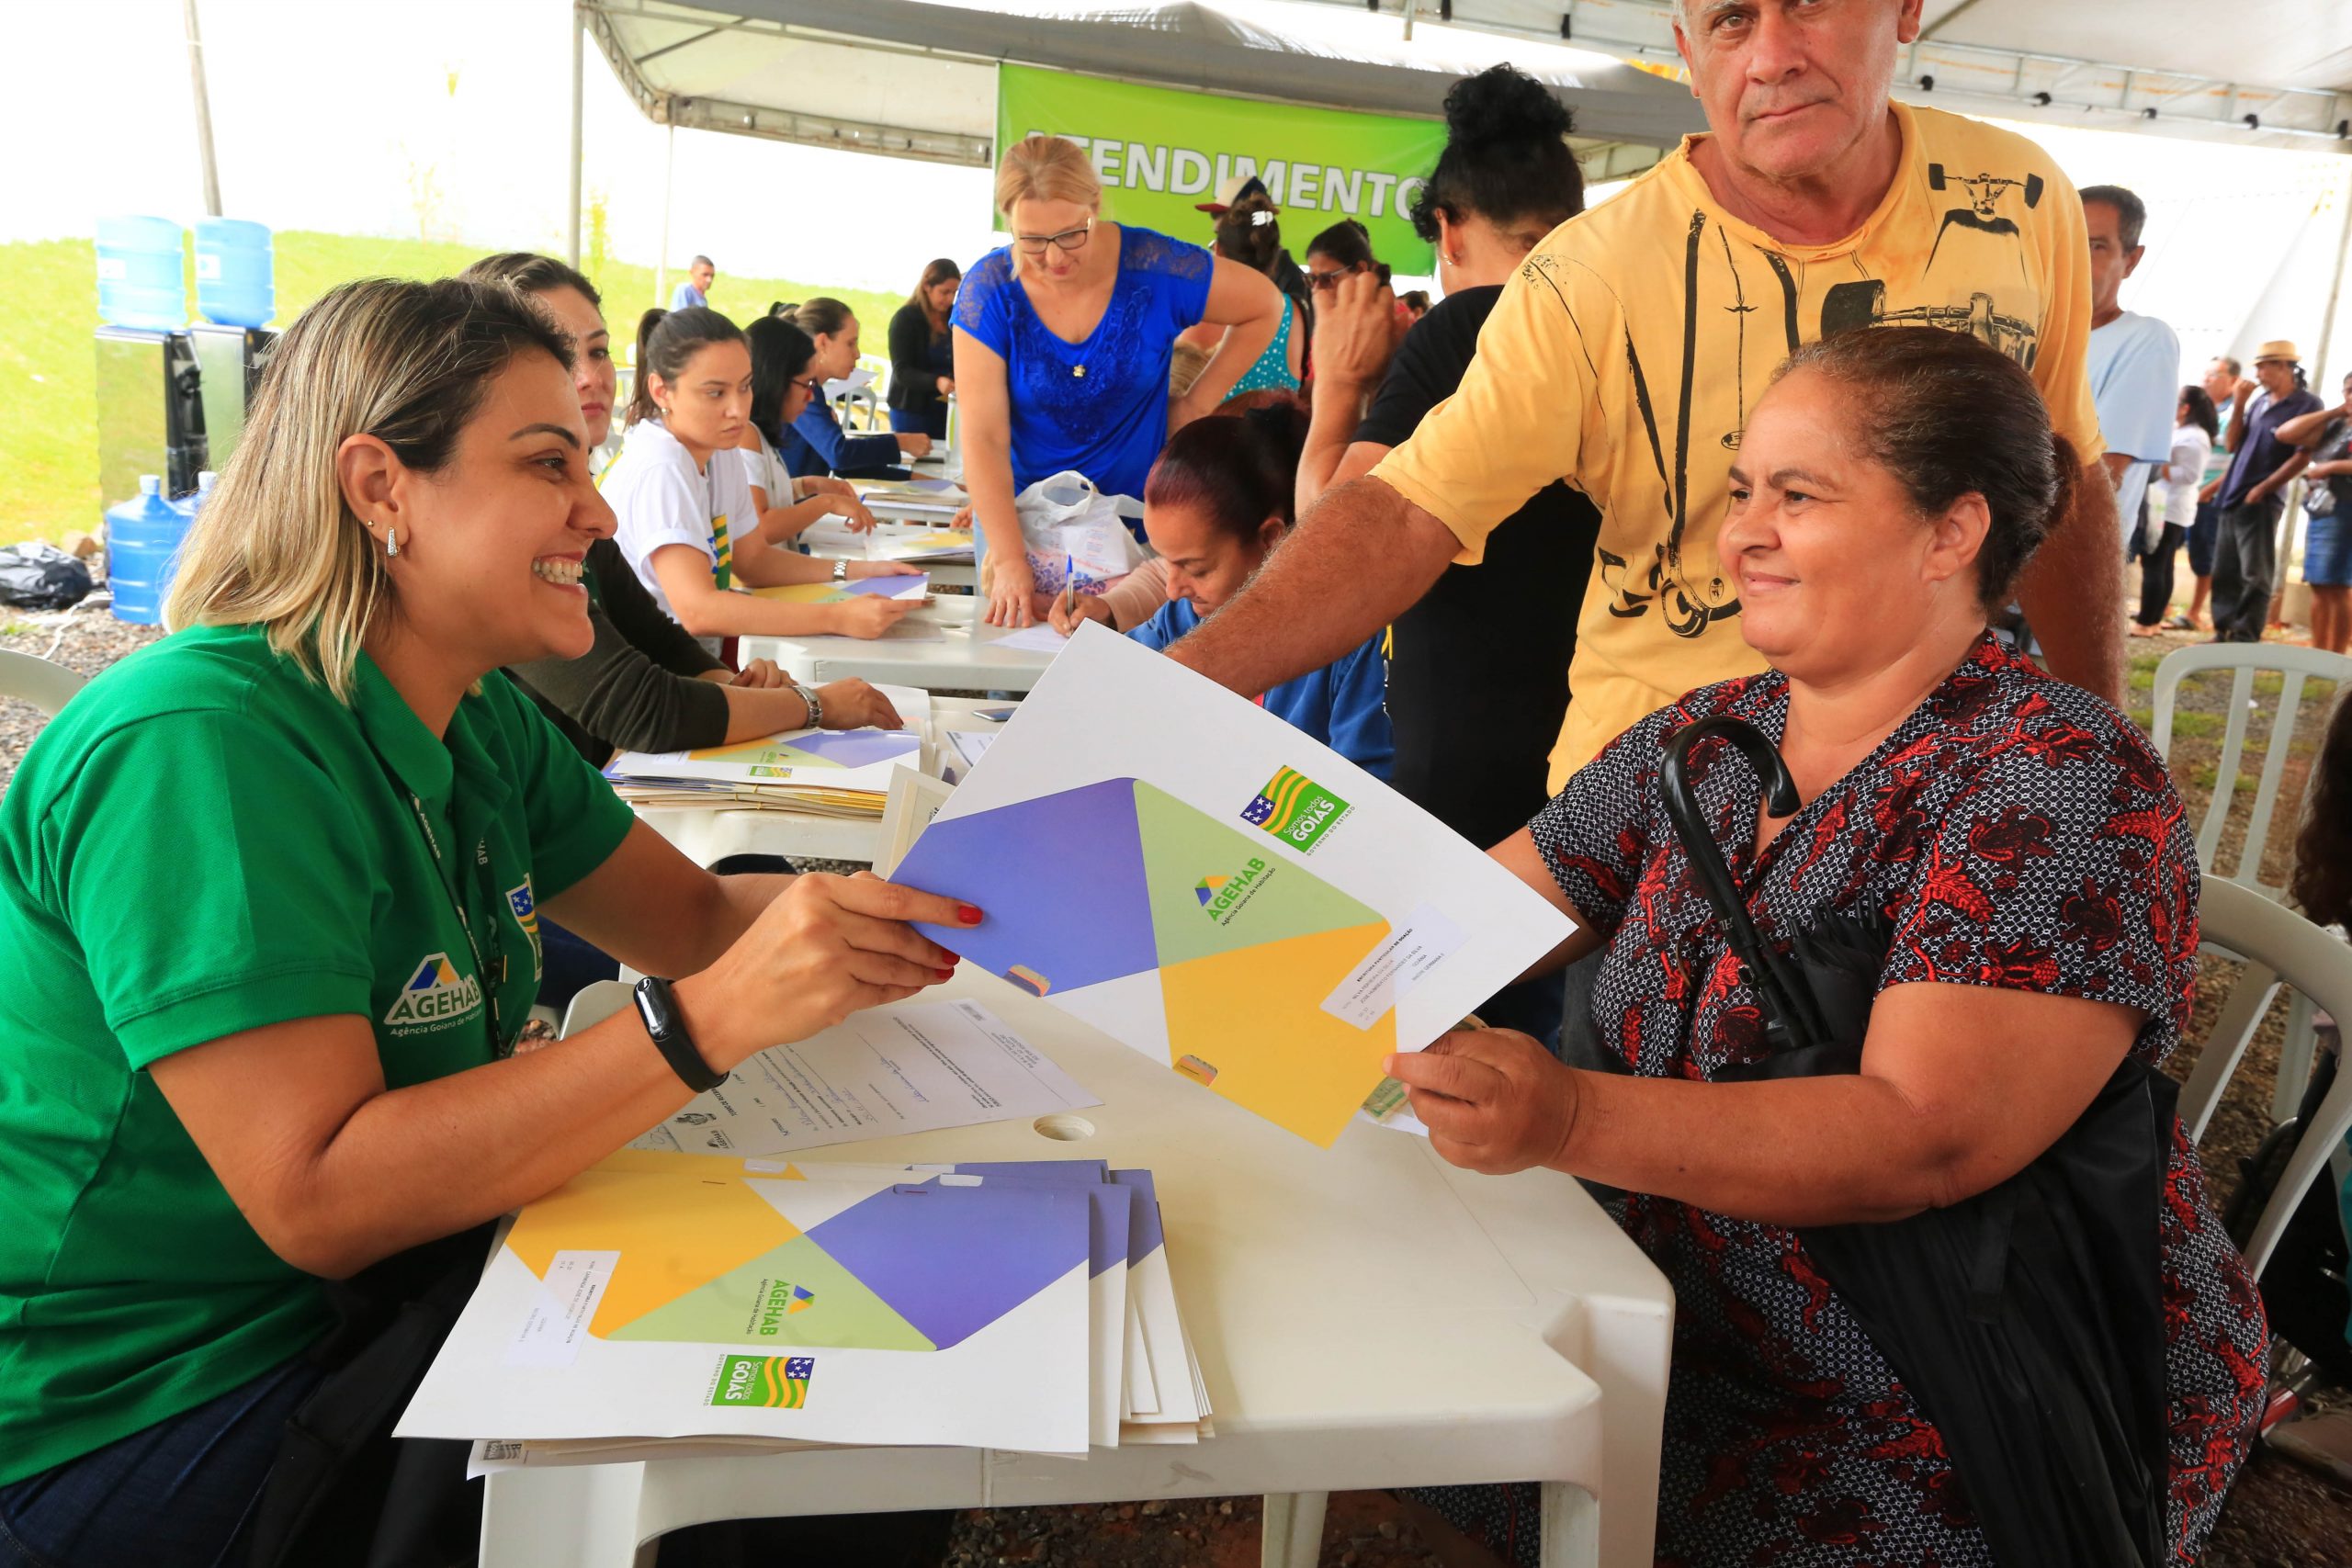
left=0, top=277, right=981, bottom=1566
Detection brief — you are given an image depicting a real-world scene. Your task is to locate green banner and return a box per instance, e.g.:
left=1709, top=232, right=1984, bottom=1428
left=995, top=63, right=1445, bottom=273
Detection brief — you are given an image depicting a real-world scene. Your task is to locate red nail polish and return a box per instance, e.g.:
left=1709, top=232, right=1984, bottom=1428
left=937, top=949, right=961, bottom=964
left=958, top=904, right=984, bottom=924
left=936, top=967, right=956, bottom=981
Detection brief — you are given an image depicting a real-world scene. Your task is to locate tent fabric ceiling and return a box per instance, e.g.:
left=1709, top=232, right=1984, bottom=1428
left=1315, top=1, right=2352, bottom=147
left=582, top=0, right=1705, bottom=168
left=1914, top=0, right=2352, bottom=97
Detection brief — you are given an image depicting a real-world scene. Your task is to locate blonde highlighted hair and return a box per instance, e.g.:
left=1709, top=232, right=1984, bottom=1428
left=994, top=135, right=1101, bottom=217
left=164, top=276, right=571, bottom=700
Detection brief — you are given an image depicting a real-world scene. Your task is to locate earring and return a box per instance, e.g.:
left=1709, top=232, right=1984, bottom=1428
left=384, top=525, right=400, bottom=558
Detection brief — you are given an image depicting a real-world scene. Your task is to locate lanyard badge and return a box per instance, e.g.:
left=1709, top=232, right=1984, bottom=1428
left=401, top=788, right=512, bottom=1057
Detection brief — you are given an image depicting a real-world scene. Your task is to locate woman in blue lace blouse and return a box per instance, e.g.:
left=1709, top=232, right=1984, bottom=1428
left=954, top=134, right=1284, bottom=626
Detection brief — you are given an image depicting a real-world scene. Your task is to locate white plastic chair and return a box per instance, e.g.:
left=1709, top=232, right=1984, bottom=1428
left=2177, top=879, right=2352, bottom=1276
left=0, top=649, right=85, bottom=717
left=2151, top=643, right=2350, bottom=1123
left=560, top=978, right=635, bottom=1040
left=836, top=351, right=891, bottom=434
left=2149, top=643, right=2350, bottom=900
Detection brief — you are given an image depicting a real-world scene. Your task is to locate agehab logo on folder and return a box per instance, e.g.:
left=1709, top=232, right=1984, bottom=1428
left=1194, top=857, right=1273, bottom=925
left=1239, top=766, right=1351, bottom=853
left=708, top=1353, right=815, bottom=1409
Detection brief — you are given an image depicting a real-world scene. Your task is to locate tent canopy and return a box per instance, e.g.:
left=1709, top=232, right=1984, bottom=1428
left=1314, top=1, right=2352, bottom=151
left=581, top=0, right=1703, bottom=179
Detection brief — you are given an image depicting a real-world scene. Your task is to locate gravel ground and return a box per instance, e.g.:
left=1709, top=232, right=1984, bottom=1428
left=0, top=603, right=161, bottom=792
left=4, top=613, right=2347, bottom=1562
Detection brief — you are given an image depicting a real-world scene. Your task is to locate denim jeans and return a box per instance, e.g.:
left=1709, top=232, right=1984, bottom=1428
left=0, top=1358, right=323, bottom=1568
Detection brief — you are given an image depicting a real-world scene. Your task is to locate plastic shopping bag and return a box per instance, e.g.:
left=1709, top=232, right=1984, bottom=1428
left=0, top=544, right=94, bottom=611
left=1012, top=470, right=1146, bottom=597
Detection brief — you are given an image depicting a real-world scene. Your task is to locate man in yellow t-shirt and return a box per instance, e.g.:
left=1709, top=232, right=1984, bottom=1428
left=1167, top=0, right=2118, bottom=785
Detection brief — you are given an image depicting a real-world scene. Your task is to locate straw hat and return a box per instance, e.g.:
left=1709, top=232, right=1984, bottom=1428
left=2254, top=339, right=2302, bottom=365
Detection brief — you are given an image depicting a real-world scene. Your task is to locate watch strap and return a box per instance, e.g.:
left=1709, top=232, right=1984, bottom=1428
left=801, top=683, right=823, bottom=729
left=635, top=976, right=726, bottom=1092
left=832, top=558, right=849, bottom=582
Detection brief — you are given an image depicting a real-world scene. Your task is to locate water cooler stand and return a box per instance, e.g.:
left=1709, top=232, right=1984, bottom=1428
left=94, top=326, right=207, bottom=503
left=187, top=324, right=276, bottom=471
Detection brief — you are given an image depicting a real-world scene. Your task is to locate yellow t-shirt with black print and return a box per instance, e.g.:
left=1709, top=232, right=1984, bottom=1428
left=1372, top=102, right=2104, bottom=784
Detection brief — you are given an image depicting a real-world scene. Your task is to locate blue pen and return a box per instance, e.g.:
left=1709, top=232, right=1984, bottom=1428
left=1061, top=551, right=1076, bottom=626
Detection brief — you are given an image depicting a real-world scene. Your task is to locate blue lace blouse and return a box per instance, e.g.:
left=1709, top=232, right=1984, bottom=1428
left=954, top=226, right=1213, bottom=502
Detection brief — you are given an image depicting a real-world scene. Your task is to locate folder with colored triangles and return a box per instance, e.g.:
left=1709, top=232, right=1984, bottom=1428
left=421, top=1156, right=1203, bottom=1473
left=400, top=1153, right=1096, bottom=1455
left=889, top=624, right=1575, bottom=1145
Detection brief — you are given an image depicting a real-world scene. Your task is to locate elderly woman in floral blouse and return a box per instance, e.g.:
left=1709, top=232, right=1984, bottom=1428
left=1392, top=326, right=2267, bottom=1565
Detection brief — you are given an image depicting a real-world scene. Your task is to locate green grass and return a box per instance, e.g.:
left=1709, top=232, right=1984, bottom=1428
left=0, top=232, right=904, bottom=546
left=2127, top=708, right=2220, bottom=740
left=2128, top=664, right=2156, bottom=692
left=2188, top=763, right=2260, bottom=795
left=2167, top=711, right=2224, bottom=739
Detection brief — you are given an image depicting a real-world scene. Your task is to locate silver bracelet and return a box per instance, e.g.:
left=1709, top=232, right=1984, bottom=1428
left=801, top=684, right=824, bottom=729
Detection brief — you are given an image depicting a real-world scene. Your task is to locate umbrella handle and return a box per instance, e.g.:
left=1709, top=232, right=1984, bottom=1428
left=1660, top=716, right=1826, bottom=1053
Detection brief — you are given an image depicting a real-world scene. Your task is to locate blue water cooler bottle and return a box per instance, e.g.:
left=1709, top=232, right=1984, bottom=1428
left=106, top=475, right=195, bottom=625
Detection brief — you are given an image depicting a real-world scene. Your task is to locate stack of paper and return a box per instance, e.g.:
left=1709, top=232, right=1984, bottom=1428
left=989, top=623, right=1072, bottom=656
left=858, top=477, right=967, bottom=516
left=628, top=997, right=1096, bottom=1158
left=860, top=528, right=974, bottom=564
left=401, top=1153, right=1205, bottom=1467
left=605, top=725, right=922, bottom=818
left=750, top=572, right=931, bottom=606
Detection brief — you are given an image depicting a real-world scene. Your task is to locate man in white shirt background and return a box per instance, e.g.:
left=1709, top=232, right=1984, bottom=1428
left=2081, top=186, right=2182, bottom=592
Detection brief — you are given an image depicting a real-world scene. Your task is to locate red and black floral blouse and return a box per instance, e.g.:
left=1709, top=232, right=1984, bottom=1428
left=1532, top=633, right=2267, bottom=1565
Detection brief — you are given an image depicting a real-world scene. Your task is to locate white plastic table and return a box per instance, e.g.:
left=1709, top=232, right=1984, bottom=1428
left=632, top=803, right=881, bottom=868
left=476, top=972, right=1674, bottom=1568
left=798, top=518, right=977, bottom=589
left=740, top=597, right=1059, bottom=694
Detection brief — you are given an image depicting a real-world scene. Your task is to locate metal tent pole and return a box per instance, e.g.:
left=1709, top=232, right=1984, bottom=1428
left=2312, top=172, right=2352, bottom=387
left=183, top=0, right=222, bottom=217
left=2277, top=175, right=2352, bottom=626
left=566, top=6, right=584, bottom=268
left=656, top=119, right=674, bottom=309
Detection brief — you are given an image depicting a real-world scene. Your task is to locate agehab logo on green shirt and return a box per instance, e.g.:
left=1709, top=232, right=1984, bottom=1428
left=384, top=952, right=483, bottom=1033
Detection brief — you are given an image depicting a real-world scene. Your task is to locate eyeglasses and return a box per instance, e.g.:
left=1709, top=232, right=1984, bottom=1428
left=1306, top=264, right=1364, bottom=292
left=1013, top=220, right=1094, bottom=256
left=794, top=378, right=826, bottom=397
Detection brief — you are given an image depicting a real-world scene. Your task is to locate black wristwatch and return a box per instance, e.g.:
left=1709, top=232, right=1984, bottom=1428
left=635, top=976, right=726, bottom=1091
